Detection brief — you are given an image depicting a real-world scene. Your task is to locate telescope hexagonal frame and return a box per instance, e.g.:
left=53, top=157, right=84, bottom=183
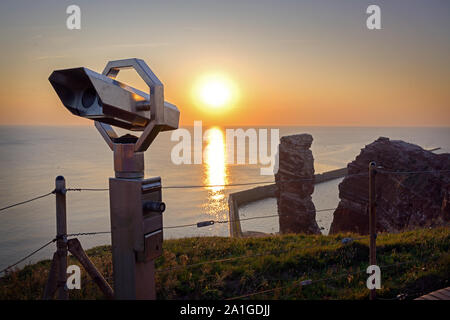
left=97, top=58, right=178, bottom=152
left=102, top=58, right=165, bottom=126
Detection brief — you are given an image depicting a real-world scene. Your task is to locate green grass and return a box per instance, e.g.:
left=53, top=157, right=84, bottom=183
left=0, top=227, right=449, bottom=300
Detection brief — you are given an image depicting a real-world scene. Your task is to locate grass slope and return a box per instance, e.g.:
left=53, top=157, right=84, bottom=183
left=0, top=227, right=449, bottom=300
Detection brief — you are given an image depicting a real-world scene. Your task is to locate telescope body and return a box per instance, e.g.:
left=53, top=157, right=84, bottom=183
left=49, top=65, right=179, bottom=131
left=49, top=58, right=178, bottom=299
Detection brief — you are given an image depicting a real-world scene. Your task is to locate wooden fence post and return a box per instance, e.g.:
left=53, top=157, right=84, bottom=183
left=55, top=176, right=68, bottom=300
left=42, top=252, right=59, bottom=299
left=369, top=162, right=377, bottom=300
left=67, top=238, right=114, bottom=299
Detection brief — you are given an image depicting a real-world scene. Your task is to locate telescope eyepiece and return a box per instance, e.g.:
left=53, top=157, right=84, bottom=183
left=143, top=201, right=166, bottom=213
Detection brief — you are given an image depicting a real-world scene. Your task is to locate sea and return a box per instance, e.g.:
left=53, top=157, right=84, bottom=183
left=0, top=125, right=449, bottom=271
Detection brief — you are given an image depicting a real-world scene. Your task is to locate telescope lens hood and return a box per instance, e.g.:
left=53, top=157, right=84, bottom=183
left=81, top=87, right=97, bottom=109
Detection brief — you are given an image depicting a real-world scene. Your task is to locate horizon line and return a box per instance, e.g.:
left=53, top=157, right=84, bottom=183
left=0, top=124, right=449, bottom=129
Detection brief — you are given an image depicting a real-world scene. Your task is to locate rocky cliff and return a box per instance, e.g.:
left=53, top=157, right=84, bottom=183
left=275, top=134, right=320, bottom=234
left=330, top=137, right=450, bottom=234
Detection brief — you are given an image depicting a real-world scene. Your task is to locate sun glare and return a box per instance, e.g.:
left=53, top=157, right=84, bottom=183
left=204, top=127, right=227, bottom=192
left=200, top=81, right=230, bottom=108
left=194, top=74, right=237, bottom=110
left=203, top=127, right=228, bottom=218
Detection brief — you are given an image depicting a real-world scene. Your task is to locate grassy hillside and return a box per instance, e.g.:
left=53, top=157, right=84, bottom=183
left=0, top=227, right=449, bottom=300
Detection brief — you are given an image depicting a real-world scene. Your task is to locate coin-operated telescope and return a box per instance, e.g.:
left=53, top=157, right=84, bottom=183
left=49, top=58, right=180, bottom=300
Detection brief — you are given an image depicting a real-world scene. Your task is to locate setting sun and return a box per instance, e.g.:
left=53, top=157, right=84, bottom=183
left=200, top=80, right=230, bottom=108
left=193, top=74, right=238, bottom=111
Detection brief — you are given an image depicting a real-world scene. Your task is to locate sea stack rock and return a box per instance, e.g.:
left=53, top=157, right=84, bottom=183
left=275, top=134, right=320, bottom=234
left=330, top=137, right=450, bottom=234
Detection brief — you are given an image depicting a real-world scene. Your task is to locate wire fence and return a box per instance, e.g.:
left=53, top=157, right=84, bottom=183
left=76, top=233, right=439, bottom=300
left=0, top=238, right=56, bottom=275
left=0, top=191, right=55, bottom=214
left=1, top=228, right=442, bottom=301
left=1, top=167, right=448, bottom=217
left=0, top=167, right=449, bottom=299
left=78, top=232, right=371, bottom=287
left=0, top=207, right=341, bottom=275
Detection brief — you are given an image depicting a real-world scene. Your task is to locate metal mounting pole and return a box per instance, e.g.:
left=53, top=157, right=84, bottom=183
left=369, top=162, right=377, bottom=300
left=55, top=176, right=68, bottom=300
left=109, top=139, right=163, bottom=300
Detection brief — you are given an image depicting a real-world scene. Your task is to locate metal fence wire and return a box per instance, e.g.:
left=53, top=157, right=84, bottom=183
left=0, top=168, right=449, bottom=298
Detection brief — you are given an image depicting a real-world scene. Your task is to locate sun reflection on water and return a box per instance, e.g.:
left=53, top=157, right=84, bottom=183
left=203, top=127, right=228, bottom=218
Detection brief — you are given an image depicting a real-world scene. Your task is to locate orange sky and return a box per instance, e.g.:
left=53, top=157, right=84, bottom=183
left=0, top=1, right=449, bottom=127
